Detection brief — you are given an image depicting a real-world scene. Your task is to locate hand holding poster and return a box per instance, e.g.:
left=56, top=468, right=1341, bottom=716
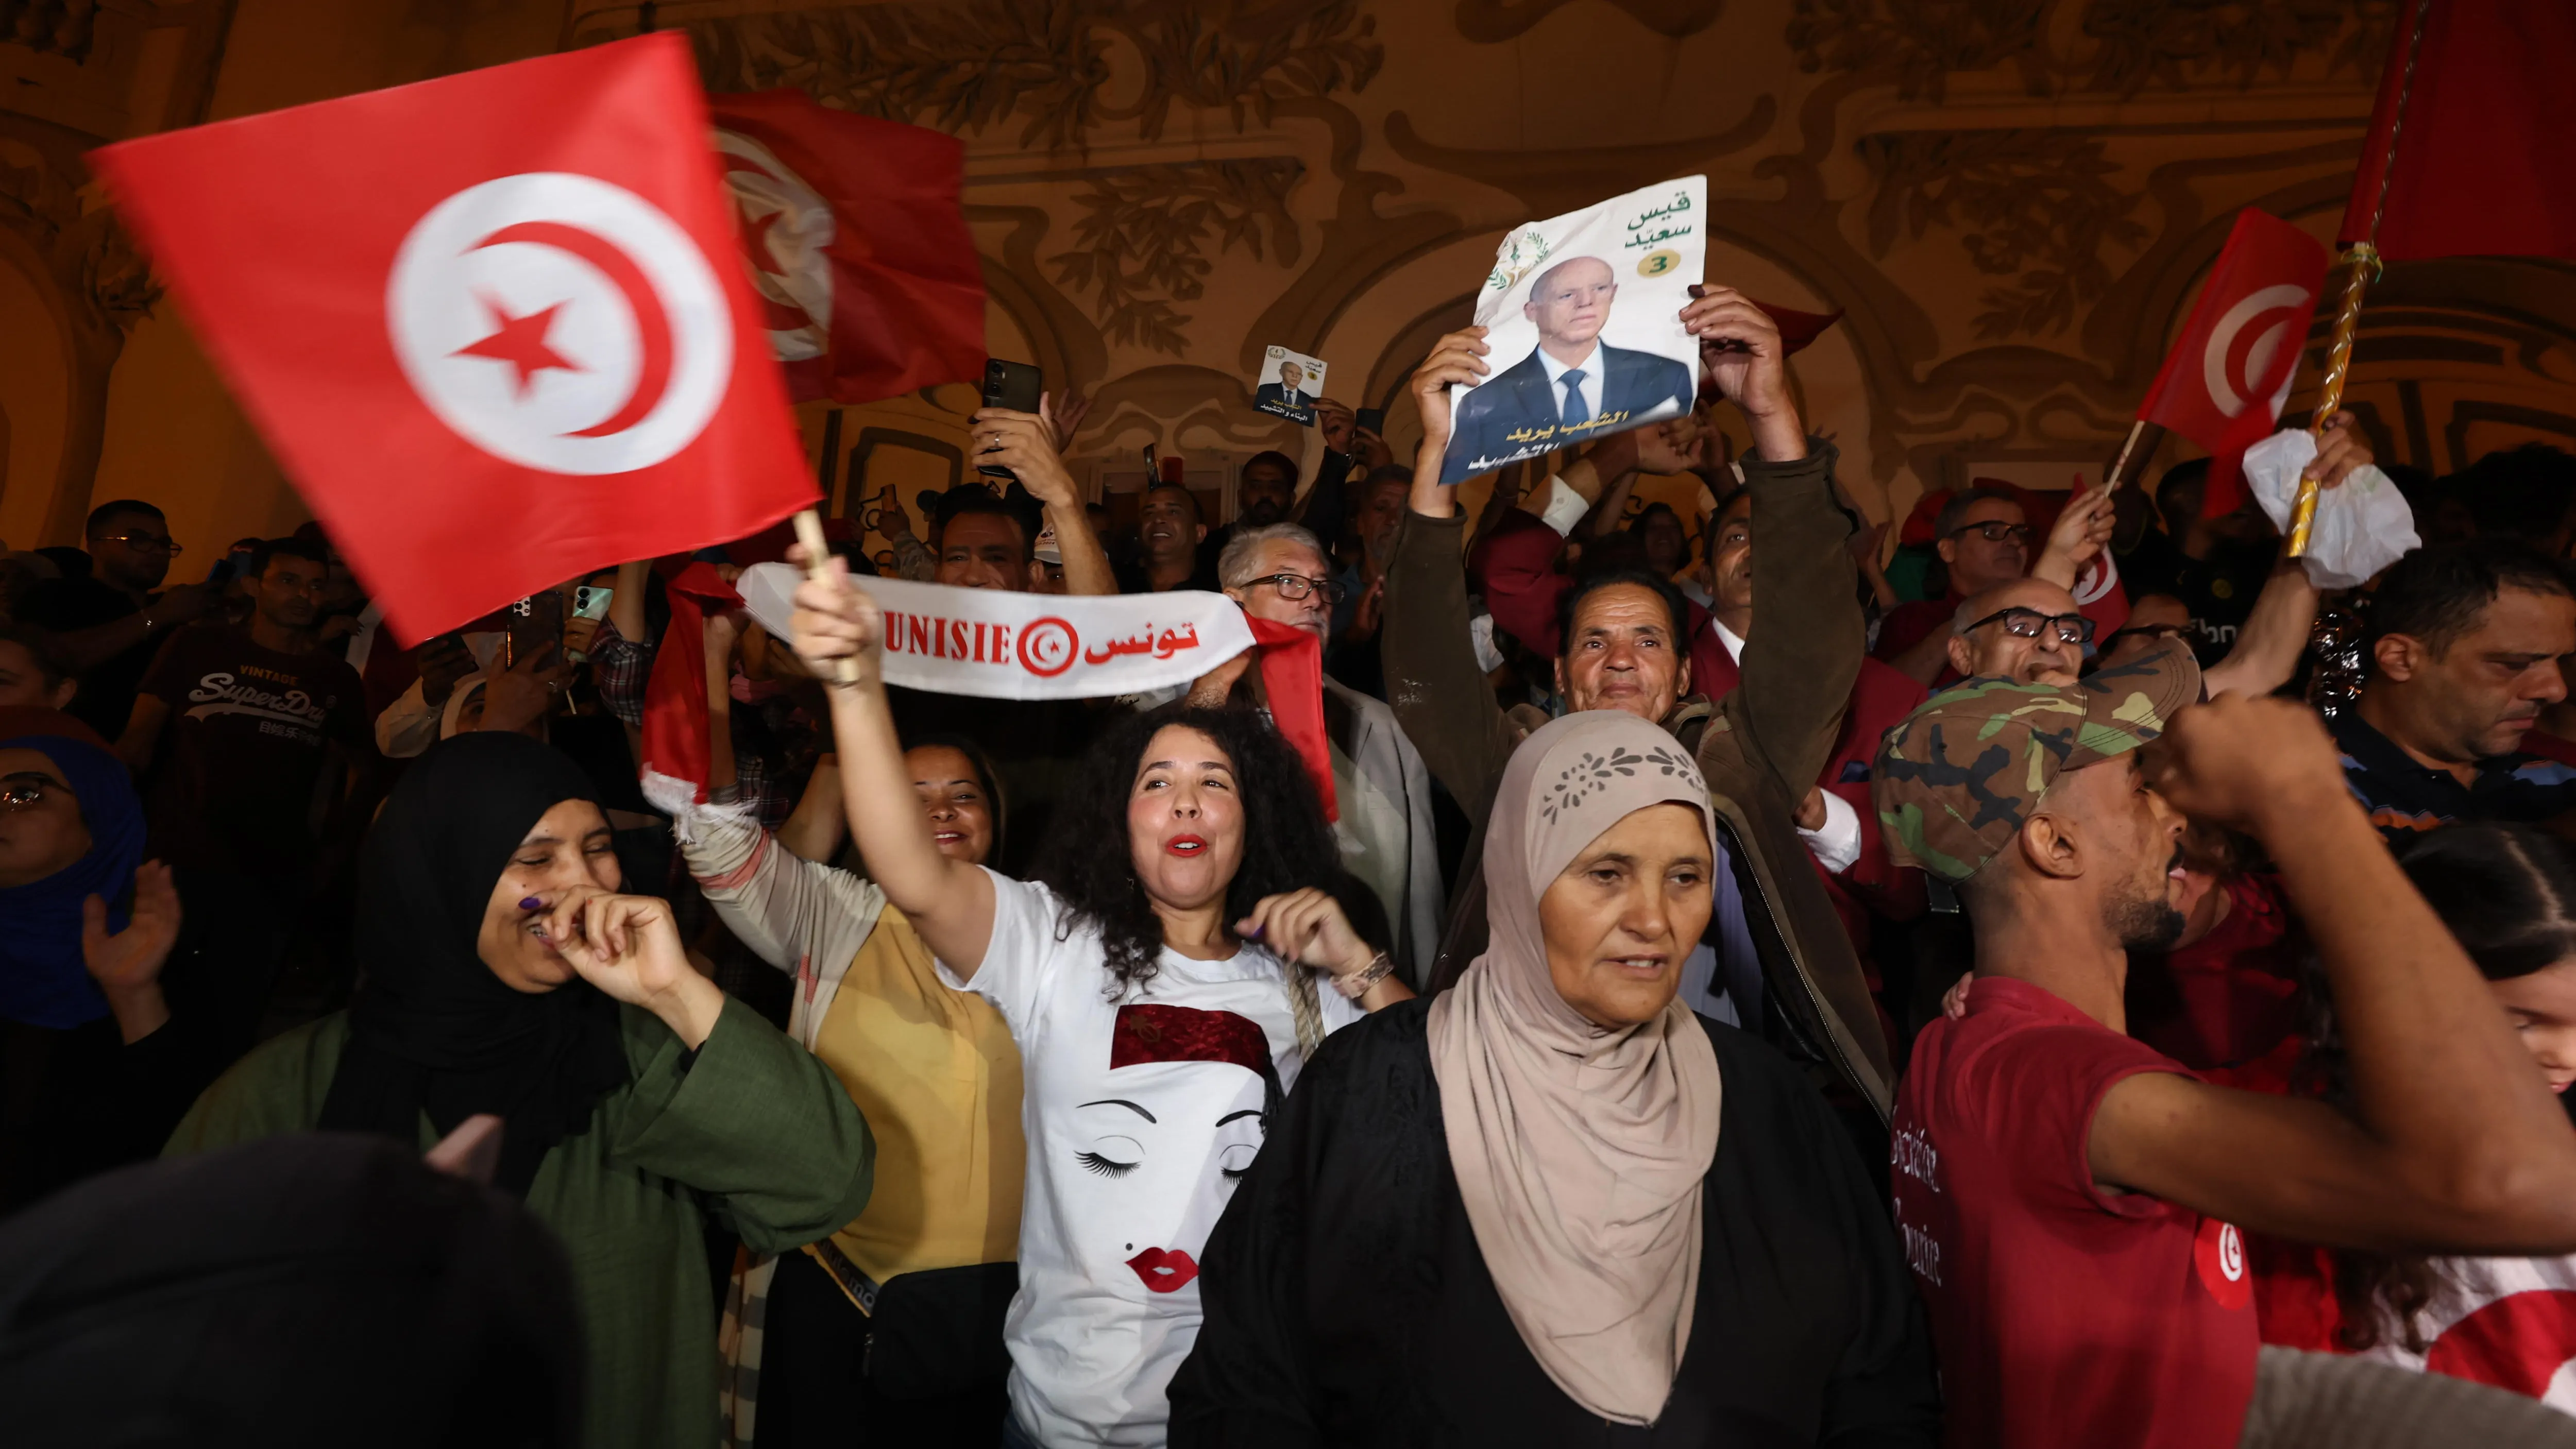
left=1440, top=176, right=1706, bottom=485
left=1254, top=346, right=1327, bottom=425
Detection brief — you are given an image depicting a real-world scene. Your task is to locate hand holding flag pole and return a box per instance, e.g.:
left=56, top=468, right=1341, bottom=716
left=791, top=510, right=860, bottom=687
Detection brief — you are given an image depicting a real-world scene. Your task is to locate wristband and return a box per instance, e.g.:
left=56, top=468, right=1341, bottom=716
left=1333, top=949, right=1396, bottom=1001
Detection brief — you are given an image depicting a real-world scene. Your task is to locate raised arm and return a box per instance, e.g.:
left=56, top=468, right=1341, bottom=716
left=1682, top=287, right=1856, bottom=803
left=1384, top=328, right=1521, bottom=815
left=788, top=555, right=999, bottom=978
left=976, top=395, right=1116, bottom=596
left=2091, top=696, right=2576, bottom=1253
left=2201, top=413, right=2367, bottom=700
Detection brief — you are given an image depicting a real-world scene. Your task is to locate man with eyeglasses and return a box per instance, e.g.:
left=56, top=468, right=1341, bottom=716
left=1876, top=484, right=2122, bottom=688
left=1947, top=578, right=2098, bottom=688
left=15, top=501, right=218, bottom=741
left=1169, top=522, right=1442, bottom=987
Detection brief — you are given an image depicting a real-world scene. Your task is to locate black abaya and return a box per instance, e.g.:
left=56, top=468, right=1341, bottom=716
left=1167, top=999, right=1940, bottom=1448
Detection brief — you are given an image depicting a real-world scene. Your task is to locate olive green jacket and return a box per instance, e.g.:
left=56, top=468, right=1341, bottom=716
left=168, top=997, right=875, bottom=1449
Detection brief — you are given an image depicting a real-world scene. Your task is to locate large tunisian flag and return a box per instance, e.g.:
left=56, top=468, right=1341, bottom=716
left=708, top=91, right=987, bottom=404
left=90, top=34, right=815, bottom=645
left=2342, top=0, right=2576, bottom=261
left=2135, top=209, right=2329, bottom=517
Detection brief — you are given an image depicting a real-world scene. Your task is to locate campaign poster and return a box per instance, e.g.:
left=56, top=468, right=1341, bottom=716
left=1253, top=345, right=1327, bottom=425
left=1439, top=176, right=1707, bottom=485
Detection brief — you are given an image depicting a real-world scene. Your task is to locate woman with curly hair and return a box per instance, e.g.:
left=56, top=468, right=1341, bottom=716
left=789, top=558, right=1412, bottom=1449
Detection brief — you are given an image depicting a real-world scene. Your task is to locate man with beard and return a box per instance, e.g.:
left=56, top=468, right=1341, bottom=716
left=1876, top=655, right=2576, bottom=1449
left=116, top=538, right=375, bottom=1062
left=2337, top=536, right=2576, bottom=844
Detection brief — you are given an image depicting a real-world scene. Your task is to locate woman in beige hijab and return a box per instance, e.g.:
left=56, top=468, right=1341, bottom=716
left=1167, top=710, right=1936, bottom=1446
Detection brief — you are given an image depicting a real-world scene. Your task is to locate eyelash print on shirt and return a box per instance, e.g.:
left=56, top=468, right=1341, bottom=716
left=1076, top=1150, right=1139, bottom=1178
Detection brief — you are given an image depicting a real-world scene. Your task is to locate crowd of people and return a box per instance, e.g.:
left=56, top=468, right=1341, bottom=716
left=5, top=279, right=2576, bottom=1449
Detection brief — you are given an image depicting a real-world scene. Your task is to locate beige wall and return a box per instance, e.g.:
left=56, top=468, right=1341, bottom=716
left=3, top=0, right=2570, bottom=570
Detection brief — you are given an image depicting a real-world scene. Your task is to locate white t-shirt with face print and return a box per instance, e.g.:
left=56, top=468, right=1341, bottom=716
left=940, top=869, right=1364, bottom=1447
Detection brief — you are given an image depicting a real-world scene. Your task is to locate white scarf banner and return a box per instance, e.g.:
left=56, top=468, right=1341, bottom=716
left=737, top=564, right=1253, bottom=702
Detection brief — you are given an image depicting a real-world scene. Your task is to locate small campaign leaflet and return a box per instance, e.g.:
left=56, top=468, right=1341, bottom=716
left=1440, top=176, right=1707, bottom=485
left=1253, top=345, right=1327, bottom=426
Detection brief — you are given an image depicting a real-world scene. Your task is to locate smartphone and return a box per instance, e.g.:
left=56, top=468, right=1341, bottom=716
left=979, top=359, right=1045, bottom=479
left=1354, top=406, right=1386, bottom=438
left=564, top=585, right=614, bottom=664
left=504, top=590, right=565, bottom=668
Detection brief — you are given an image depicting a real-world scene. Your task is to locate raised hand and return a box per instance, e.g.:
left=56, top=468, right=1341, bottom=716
left=1410, top=328, right=1490, bottom=465
left=1316, top=397, right=1356, bottom=454
left=786, top=550, right=884, bottom=690
left=83, top=860, right=179, bottom=1043
left=974, top=404, right=1079, bottom=507
left=2033, top=481, right=2117, bottom=585
left=2154, top=693, right=2350, bottom=840
left=1409, top=327, right=1491, bottom=512
left=1678, top=286, right=1804, bottom=460
left=2308, top=411, right=2374, bottom=490
left=1044, top=387, right=1094, bottom=452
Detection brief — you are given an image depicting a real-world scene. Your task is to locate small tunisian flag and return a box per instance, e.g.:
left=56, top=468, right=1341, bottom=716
left=2136, top=209, right=2329, bottom=517
left=91, top=34, right=815, bottom=645
left=2342, top=0, right=2576, bottom=261
left=708, top=91, right=988, bottom=404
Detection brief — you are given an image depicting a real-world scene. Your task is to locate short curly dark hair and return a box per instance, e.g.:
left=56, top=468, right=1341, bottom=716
left=1028, top=704, right=1342, bottom=998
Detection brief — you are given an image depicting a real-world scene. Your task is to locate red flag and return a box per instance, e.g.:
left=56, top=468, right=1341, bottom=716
left=2342, top=0, right=2576, bottom=261
left=2136, top=209, right=2329, bottom=517
left=1245, top=616, right=1336, bottom=824
left=91, top=35, right=815, bottom=645
left=707, top=91, right=988, bottom=405
left=639, top=562, right=743, bottom=808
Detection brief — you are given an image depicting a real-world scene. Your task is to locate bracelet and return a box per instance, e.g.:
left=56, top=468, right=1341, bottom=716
left=1332, top=949, right=1396, bottom=1001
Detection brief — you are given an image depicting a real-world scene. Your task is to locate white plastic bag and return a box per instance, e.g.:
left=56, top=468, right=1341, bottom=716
left=2242, top=428, right=2419, bottom=590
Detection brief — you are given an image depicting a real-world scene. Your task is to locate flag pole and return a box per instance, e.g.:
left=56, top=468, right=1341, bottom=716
left=2286, top=249, right=2375, bottom=556
left=2288, top=0, right=2430, bottom=558
left=2104, top=419, right=2149, bottom=491
left=791, top=508, right=862, bottom=686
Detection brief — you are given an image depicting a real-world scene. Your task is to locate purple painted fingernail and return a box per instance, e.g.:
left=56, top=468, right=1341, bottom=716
left=520, top=896, right=543, bottom=911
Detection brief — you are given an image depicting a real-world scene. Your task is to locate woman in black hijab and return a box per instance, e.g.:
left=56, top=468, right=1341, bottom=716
left=169, top=733, right=875, bottom=1449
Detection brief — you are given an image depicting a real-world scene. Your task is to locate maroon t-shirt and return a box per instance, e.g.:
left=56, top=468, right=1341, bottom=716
left=1892, top=976, right=2259, bottom=1449
left=138, top=624, right=369, bottom=876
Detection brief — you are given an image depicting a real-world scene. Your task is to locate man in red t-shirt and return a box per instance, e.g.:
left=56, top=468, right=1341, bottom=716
left=1874, top=642, right=2576, bottom=1448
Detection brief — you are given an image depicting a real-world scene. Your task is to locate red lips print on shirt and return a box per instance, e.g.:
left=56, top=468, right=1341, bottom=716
left=1127, top=1247, right=1199, bottom=1293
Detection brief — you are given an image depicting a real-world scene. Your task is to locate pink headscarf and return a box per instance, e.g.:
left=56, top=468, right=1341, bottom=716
left=1427, top=709, right=1723, bottom=1425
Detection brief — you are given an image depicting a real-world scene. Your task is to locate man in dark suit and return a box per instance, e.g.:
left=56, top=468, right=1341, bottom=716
left=1443, top=254, right=1692, bottom=483
left=1252, top=359, right=1316, bottom=422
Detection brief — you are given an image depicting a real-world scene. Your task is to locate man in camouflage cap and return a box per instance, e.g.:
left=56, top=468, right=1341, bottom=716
left=1870, top=638, right=2576, bottom=1448
left=1874, top=635, right=2200, bottom=891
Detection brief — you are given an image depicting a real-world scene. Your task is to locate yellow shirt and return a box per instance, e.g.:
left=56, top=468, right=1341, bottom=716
left=806, top=904, right=1024, bottom=1295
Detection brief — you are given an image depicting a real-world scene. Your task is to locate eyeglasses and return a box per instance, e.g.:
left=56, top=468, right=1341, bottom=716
left=0, top=772, right=69, bottom=812
left=1946, top=521, right=2032, bottom=545
left=1243, top=573, right=1345, bottom=605
left=1964, top=607, right=2095, bottom=645
left=97, top=533, right=182, bottom=555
